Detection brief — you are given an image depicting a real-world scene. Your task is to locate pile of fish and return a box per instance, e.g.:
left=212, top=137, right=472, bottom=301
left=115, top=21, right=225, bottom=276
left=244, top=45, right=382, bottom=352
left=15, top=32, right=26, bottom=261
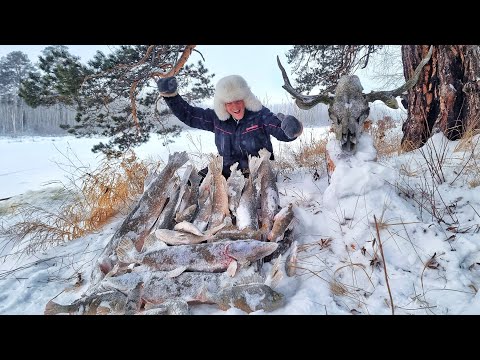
left=45, top=149, right=296, bottom=315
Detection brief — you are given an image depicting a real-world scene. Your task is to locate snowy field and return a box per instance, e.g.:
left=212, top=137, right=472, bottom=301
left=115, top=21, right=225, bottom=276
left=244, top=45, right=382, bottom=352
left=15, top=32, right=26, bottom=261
left=2, top=126, right=480, bottom=315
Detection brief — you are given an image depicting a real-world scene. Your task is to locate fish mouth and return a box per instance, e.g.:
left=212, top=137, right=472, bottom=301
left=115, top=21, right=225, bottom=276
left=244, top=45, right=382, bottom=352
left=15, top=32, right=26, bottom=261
left=228, top=240, right=278, bottom=263
left=269, top=291, right=285, bottom=311
left=245, top=242, right=278, bottom=262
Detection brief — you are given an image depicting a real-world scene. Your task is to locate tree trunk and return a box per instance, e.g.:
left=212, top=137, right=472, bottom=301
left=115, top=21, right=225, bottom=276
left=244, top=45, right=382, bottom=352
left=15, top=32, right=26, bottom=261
left=401, top=45, right=480, bottom=152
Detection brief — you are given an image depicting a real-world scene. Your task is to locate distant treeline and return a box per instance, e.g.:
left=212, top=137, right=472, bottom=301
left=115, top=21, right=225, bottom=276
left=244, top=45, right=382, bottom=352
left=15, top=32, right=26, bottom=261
left=0, top=97, right=76, bottom=136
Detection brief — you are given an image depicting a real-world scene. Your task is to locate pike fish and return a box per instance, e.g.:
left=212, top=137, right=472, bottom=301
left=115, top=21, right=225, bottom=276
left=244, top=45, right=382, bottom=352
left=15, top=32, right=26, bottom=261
left=256, top=149, right=279, bottom=236
left=285, top=241, right=298, bottom=277
left=175, top=204, right=197, bottom=224
left=154, top=180, right=181, bottom=230
left=172, top=165, right=194, bottom=213
left=193, top=168, right=213, bottom=232
left=192, top=195, right=212, bottom=233
left=226, top=162, right=245, bottom=219
left=236, top=155, right=262, bottom=230
left=208, top=156, right=231, bottom=230
left=216, top=283, right=284, bottom=313
left=90, top=152, right=189, bottom=286
left=116, top=238, right=278, bottom=273
left=154, top=228, right=212, bottom=245
left=175, top=168, right=202, bottom=223
left=267, top=203, right=295, bottom=242
left=103, top=269, right=284, bottom=314
left=173, top=221, right=205, bottom=236
left=209, top=227, right=263, bottom=242
left=113, top=151, right=189, bottom=251
left=141, top=299, right=190, bottom=315
left=44, top=289, right=128, bottom=315
left=124, top=281, right=144, bottom=315
left=156, top=165, right=194, bottom=230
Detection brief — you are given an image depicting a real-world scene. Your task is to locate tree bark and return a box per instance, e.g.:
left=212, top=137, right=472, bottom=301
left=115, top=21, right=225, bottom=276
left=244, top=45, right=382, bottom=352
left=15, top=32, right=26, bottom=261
left=400, top=45, right=438, bottom=152
left=401, top=45, right=480, bottom=152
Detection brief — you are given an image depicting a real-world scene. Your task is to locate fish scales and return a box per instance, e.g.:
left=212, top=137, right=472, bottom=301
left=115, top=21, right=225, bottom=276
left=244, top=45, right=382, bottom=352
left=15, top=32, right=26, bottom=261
left=116, top=239, right=278, bottom=273
left=226, top=163, right=245, bottom=218
left=103, top=269, right=284, bottom=313
left=208, top=156, right=231, bottom=230
left=257, top=149, right=279, bottom=236
left=236, top=155, right=262, bottom=230
left=90, top=152, right=189, bottom=286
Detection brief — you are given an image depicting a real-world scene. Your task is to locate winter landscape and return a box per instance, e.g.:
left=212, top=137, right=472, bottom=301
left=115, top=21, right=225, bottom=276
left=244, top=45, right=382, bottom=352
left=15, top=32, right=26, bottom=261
left=2, top=114, right=480, bottom=315
left=1, top=45, right=480, bottom=315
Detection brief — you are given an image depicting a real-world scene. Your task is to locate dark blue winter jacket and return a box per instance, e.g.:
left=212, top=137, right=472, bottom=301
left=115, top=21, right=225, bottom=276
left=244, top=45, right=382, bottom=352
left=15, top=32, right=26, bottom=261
left=164, top=94, right=297, bottom=177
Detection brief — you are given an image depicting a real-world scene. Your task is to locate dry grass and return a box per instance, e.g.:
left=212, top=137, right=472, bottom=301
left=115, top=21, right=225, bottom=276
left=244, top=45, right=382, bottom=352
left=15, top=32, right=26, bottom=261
left=73, top=150, right=156, bottom=230
left=454, top=117, right=480, bottom=152
left=365, top=116, right=402, bottom=158
left=276, top=132, right=328, bottom=179
left=0, top=150, right=159, bottom=255
left=469, top=178, right=480, bottom=188
left=329, top=280, right=348, bottom=296
left=449, top=120, right=480, bottom=188
left=274, top=113, right=402, bottom=179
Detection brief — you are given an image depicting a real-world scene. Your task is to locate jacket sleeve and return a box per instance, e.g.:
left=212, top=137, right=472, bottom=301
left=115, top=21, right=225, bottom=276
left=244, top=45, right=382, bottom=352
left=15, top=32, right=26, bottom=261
left=260, top=107, right=297, bottom=142
left=163, top=94, right=216, bottom=132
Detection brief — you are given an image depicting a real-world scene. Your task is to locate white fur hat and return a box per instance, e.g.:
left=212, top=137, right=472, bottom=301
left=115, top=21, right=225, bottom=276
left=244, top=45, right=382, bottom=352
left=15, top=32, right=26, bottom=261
left=213, top=75, right=263, bottom=121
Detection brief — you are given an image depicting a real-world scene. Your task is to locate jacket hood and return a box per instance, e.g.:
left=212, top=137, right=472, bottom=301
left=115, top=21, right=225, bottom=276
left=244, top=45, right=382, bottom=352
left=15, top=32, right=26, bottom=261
left=213, top=75, right=263, bottom=121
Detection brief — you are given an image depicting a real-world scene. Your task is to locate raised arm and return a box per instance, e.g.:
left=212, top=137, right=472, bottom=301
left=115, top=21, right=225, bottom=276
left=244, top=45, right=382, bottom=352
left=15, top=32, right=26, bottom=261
left=158, top=77, right=216, bottom=132
left=260, top=108, right=303, bottom=141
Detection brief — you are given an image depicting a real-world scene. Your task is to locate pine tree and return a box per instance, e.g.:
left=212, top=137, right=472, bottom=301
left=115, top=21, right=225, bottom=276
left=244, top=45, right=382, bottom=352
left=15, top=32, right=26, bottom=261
left=19, top=45, right=214, bottom=156
left=285, top=45, right=381, bottom=93
left=0, top=51, right=39, bottom=136
left=285, top=45, right=480, bottom=151
left=0, top=51, right=38, bottom=100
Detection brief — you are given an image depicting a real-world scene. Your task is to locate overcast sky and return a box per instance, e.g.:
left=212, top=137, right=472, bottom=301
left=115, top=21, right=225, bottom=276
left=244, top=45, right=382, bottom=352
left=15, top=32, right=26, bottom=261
left=0, top=45, right=296, bottom=104
left=0, top=45, right=394, bottom=105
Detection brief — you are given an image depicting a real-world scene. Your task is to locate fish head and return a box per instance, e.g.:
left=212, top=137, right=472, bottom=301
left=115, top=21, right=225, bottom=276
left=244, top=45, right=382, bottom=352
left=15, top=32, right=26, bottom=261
left=264, top=287, right=285, bottom=312
left=222, top=284, right=285, bottom=313
left=226, top=240, right=278, bottom=264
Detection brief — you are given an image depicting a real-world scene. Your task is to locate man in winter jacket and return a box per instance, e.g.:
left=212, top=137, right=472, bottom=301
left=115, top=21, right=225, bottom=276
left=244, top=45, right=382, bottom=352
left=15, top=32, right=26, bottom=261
left=157, top=74, right=303, bottom=179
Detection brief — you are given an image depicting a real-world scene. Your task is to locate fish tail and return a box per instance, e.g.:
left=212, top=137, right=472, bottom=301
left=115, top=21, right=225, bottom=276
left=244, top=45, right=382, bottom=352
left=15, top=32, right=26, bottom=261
left=229, top=162, right=239, bottom=172
left=265, top=254, right=283, bottom=288
left=116, top=238, right=138, bottom=263
left=209, top=155, right=223, bottom=174
left=258, top=148, right=271, bottom=160
left=168, top=151, right=189, bottom=168
left=286, top=241, right=298, bottom=277
left=248, top=155, right=263, bottom=177
left=44, top=300, right=73, bottom=315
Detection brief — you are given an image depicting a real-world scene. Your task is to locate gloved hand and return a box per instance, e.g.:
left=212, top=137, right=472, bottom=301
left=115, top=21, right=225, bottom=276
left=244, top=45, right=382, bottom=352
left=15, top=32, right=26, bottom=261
left=157, top=76, right=178, bottom=97
left=278, top=113, right=303, bottom=139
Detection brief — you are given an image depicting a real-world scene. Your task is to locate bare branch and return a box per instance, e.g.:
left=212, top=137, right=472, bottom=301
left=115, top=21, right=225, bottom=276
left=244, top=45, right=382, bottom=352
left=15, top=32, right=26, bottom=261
left=153, top=45, right=197, bottom=78
left=277, top=55, right=333, bottom=109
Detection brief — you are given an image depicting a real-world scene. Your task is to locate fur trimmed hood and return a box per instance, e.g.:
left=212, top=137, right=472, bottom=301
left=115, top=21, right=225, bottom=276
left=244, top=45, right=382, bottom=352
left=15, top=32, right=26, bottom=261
left=213, top=75, right=262, bottom=121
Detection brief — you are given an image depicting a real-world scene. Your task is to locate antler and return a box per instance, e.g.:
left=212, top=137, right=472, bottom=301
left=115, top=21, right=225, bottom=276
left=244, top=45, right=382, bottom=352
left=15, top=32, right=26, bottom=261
left=365, top=45, right=433, bottom=108
left=277, top=56, right=333, bottom=110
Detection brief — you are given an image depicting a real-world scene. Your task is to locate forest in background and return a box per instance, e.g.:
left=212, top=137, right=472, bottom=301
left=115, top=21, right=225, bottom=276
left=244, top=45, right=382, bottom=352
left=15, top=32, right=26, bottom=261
left=0, top=48, right=77, bottom=136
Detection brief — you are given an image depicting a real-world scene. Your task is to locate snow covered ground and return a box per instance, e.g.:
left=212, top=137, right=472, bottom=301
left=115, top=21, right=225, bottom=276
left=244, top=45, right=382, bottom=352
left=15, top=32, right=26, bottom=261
left=2, top=126, right=480, bottom=315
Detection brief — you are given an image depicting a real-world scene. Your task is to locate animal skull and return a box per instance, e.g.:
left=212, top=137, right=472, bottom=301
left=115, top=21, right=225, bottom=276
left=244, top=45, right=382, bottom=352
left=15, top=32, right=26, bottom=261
left=329, top=75, right=370, bottom=152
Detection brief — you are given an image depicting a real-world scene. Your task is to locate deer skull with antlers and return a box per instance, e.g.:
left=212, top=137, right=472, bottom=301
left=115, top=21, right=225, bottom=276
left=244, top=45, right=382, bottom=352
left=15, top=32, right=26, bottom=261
left=277, top=46, right=433, bottom=154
